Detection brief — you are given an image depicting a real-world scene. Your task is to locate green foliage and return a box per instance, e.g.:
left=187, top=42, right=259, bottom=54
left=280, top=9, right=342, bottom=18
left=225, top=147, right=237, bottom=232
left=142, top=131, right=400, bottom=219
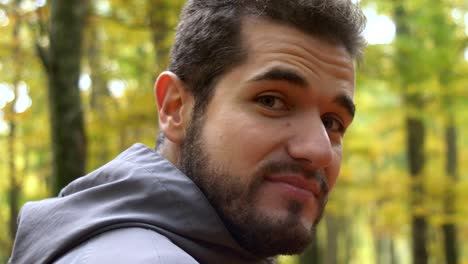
left=0, top=0, right=467, bottom=263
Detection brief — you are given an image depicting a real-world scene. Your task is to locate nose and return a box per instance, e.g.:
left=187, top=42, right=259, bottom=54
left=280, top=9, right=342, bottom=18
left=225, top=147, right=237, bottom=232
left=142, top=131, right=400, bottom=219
left=286, top=115, right=334, bottom=168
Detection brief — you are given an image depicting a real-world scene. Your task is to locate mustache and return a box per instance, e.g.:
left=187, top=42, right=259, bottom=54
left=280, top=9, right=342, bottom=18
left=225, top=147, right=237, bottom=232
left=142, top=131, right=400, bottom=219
left=259, top=161, right=329, bottom=198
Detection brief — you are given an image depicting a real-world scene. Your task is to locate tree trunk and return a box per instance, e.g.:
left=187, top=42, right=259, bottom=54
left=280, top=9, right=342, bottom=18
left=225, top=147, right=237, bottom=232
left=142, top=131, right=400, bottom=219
left=375, top=237, right=385, bottom=264
left=406, top=117, right=428, bottom=264
left=299, top=231, right=321, bottom=264
left=86, top=9, right=112, bottom=167
left=47, top=0, right=88, bottom=194
left=442, top=118, right=458, bottom=264
left=375, top=236, right=397, bottom=264
left=393, top=2, right=428, bottom=263
left=147, top=0, right=178, bottom=71
left=8, top=121, right=19, bottom=242
left=325, top=215, right=338, bottom=264
left=87, top=21, right=110, bottom=110
left=389, top=238, right=397, bottom=264
left=8, top=0, right=23, bottom=245
left=343, top=218, right=353, bottom=264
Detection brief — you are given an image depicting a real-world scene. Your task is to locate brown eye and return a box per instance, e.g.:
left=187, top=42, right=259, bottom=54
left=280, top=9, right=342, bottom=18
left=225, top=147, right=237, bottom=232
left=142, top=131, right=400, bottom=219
left=256, top=95, right=287, bottom=110
left=322, top=115, right=345, bottom=133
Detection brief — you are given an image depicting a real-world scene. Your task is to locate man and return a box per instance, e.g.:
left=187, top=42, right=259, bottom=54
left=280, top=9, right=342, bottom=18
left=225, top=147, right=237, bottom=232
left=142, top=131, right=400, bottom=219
left=9, top=0, right=366, bottom=263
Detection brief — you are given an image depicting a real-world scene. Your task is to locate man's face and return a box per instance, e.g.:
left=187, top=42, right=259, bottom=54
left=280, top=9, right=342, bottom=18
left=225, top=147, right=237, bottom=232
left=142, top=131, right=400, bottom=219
left=179, top=17, right=355, bottom=257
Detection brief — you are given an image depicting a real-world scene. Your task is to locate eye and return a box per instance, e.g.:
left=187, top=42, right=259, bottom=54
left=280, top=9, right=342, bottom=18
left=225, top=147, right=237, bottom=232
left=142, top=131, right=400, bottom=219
left=322, top=114, right=345, bottom=134
left=256, top=95, right=288, bottom=111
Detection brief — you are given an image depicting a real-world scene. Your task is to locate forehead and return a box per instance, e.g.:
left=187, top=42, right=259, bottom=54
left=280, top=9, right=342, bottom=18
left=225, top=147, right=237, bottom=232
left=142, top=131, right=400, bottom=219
left=238, top=16, right=355, bottom=90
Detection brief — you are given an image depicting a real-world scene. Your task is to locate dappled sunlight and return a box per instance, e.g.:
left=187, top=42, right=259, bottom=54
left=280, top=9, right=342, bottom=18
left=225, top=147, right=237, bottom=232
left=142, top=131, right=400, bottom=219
left=364, top=8, right=396, bottom=45
left=79, top=73, right=92, bottom=91
left=109, top=79, right=127, bottom=98
left=14, top=83, right=32, bottom=114
left=0, top=83, right=14, bottom=109
left=0, top=9, right=8, bottom=27
left=0, top=0, right=467, bottom=263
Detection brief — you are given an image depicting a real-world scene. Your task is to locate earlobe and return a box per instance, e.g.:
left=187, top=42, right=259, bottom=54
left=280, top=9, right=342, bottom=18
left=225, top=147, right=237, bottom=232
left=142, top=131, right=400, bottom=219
left=154, top=71, right=193, bottom=144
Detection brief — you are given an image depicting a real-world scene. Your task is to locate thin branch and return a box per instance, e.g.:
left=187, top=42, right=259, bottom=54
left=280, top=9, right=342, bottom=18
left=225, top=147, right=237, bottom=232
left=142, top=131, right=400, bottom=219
left=22, top=6, right=50, bottom=71
left=96, top=13, right=148, bottom=31
left=0, top=3, right=12, bottom=12
left=35, top=42, right=49, bottom=72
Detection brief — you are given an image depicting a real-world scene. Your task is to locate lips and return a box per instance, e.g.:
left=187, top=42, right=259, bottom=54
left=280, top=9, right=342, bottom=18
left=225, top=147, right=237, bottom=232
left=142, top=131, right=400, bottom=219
left=265, top=174, right=322, bottom=199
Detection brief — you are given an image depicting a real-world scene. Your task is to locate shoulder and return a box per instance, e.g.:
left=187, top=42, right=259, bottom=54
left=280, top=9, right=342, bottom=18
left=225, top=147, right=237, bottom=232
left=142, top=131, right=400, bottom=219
left=54, top=227, right=198, bottom=264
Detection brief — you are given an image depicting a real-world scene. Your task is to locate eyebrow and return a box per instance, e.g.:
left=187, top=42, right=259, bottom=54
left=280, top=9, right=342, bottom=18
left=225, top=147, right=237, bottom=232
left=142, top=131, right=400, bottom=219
left=335, top=94, right=356, bottom=119
left=249, top=67, right=308, bottom=87
left=249, top=66, right=355, bottom=118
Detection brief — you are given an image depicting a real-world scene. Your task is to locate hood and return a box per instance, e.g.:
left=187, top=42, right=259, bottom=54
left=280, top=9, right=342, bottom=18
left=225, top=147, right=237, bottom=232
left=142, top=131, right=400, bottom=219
left=9, top=143, right=266, bottom=264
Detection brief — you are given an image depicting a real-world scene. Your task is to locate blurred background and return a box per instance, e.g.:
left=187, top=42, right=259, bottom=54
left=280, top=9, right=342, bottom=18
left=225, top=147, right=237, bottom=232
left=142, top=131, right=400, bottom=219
left=0, top=0, right=467, bottom=263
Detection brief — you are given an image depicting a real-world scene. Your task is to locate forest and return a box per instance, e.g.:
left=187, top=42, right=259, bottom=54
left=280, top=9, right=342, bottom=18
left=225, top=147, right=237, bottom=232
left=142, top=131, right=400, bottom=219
left=0, top=0, right=467, bottom=263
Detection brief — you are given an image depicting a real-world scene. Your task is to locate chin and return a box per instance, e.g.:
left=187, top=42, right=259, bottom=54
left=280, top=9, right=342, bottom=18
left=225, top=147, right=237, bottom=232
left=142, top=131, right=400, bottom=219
left=230, top=202, right=317, bottom=257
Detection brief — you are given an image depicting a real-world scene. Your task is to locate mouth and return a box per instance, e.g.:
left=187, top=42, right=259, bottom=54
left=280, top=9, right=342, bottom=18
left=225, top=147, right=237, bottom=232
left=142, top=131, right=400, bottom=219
left=264, top=174, right=323, bottom=200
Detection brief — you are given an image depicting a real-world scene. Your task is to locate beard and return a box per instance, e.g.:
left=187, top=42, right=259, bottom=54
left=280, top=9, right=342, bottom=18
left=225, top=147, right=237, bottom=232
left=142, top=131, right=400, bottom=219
left=178, top=111, right=329, bottom=258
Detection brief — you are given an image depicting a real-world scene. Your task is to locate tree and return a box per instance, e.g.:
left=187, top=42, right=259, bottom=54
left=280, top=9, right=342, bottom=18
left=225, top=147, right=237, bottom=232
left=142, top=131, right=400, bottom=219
left=427, top=3, right=465, bottom=262
left=1, top=0, right=468, bottom=262
left=147, top=0, right=176, bottom=70
left=6, top=0, right=23, bottom=247
left=392, top=2, right=429, bottom=263
left=299, top=232, right=322, bottom=264
left=36, top=0, right=88, bottom=194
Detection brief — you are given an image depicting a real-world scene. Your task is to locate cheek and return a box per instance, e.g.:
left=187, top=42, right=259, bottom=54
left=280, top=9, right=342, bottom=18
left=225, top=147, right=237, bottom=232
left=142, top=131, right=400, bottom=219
left=326, top=148, right=343, bottom=191
left=202, top=111, right=282, bottom=174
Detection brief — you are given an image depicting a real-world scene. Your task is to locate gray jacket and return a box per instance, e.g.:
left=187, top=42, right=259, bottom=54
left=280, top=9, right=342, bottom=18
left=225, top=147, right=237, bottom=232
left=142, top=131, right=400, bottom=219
left=9, top=144, right=273, bottom=264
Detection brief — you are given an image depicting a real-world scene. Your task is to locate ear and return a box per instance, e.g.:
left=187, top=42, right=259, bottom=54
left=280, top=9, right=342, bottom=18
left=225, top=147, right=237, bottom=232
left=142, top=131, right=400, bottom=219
left=154, top=71, right=193, bottom=144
